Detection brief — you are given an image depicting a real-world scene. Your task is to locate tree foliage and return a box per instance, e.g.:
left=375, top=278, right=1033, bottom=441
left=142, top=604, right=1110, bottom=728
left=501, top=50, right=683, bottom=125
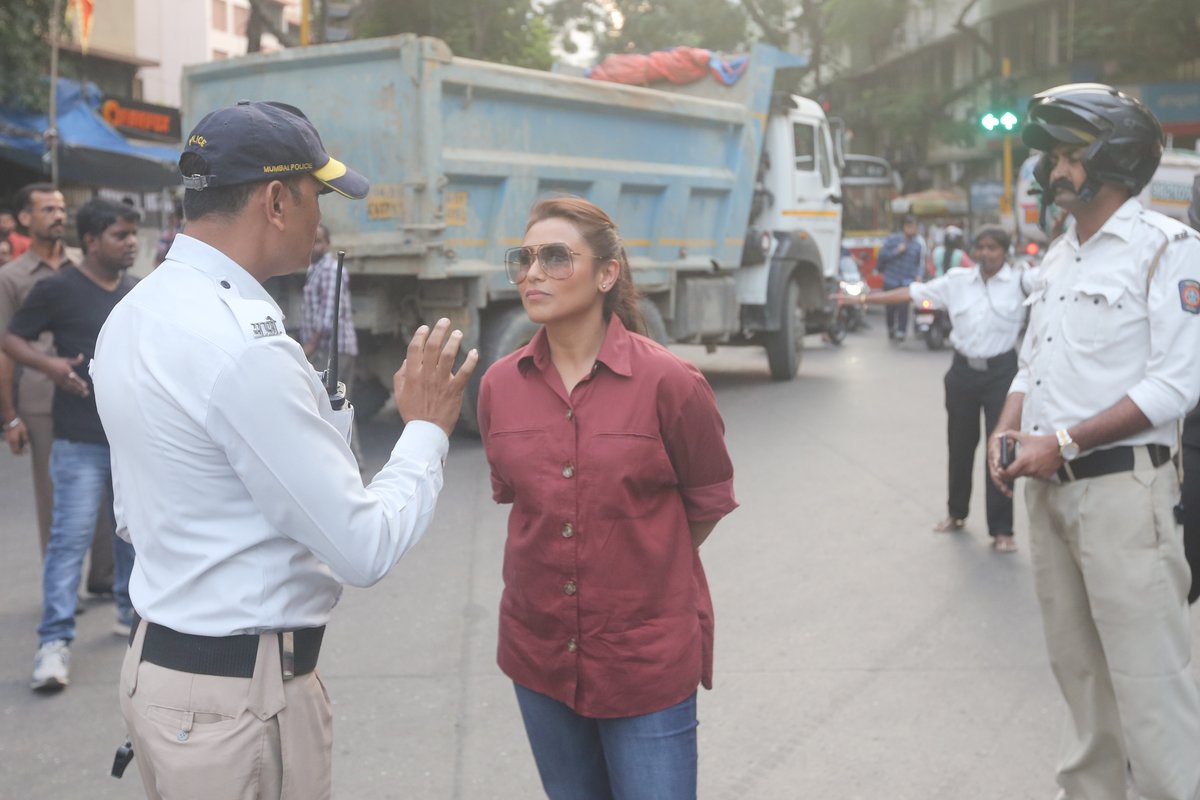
left=353, top=0, right=557, bottom=69
left=1068, top=0, right=1200, bottom=82
left=551, top=0, right=749, bottom=57
left=0, top=0, right=58, bottom=111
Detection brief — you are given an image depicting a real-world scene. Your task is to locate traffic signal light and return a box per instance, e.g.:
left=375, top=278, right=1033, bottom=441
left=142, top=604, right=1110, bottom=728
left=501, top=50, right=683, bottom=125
left=980, top=110, right=1019, bottom=132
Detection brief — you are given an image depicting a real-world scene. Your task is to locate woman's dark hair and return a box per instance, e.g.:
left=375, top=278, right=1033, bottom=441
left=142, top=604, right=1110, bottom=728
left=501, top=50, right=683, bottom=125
left=76, top=197, right=141, bottom=253
left=972, top=225, right=1011, bottom=253
left=525, top=196, right=645, bottom=335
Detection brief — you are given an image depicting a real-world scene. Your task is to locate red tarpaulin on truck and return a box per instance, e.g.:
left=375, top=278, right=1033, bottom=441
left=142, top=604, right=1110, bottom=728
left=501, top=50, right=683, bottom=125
left=588, top=47, right=749, bottom=87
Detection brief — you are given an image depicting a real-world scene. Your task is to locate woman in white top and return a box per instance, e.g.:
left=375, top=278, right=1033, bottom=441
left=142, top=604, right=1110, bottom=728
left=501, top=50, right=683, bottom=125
left=854, top=226, right=1027, bottom=552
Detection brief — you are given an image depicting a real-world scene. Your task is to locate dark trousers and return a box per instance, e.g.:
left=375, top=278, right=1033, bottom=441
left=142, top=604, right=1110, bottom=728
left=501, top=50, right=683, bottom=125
left=944, top=351, right=1017, bottom=536
left=1178, top=444, right=1200, bottom=604
left=883, top=282, right=909, bottom=337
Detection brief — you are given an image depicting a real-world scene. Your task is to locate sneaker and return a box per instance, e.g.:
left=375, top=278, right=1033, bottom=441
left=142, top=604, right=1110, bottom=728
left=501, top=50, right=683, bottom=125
left=31, top=640, right=70, bottom=692
left=113, top=619, right=132, bottom=638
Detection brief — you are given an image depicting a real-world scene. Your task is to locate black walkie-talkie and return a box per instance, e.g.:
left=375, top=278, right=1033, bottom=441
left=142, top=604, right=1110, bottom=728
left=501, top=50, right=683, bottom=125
left=321, top=250, right=348, bottom=411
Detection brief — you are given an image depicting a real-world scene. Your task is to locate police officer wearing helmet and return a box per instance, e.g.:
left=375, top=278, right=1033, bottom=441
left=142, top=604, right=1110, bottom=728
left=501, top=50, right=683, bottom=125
left=990, top=84, right=1200, bottom=800
left=92, top=101, right=478, bottom=798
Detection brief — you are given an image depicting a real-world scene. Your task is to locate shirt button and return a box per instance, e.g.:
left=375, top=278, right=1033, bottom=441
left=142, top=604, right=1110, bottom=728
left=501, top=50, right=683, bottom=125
left=177, top=731, right=189, bottom=742
left=567, top=638, right=578, bottom=653
left=562, top=464, right=574, bottom=479
left=220, top=280, right=231, bottom=289
left=563, top=581, right=577, bottom=596
left=561, top=523, right=574, bottom=538
left=1046, top=336, right=1052, bottom=342
left=566, top=408, right=574, bottom=421
left=1033, top=425, right=1040, bottom=431
left=1036, top=380, right=1042, bottom=385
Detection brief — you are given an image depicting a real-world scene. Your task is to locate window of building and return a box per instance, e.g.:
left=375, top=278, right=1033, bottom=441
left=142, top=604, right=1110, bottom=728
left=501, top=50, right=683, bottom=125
left=213, top=49, right=229, bottom=60
left=234, top=5, right=249, bottom=37
left=212, top=0, right=228, bottom=32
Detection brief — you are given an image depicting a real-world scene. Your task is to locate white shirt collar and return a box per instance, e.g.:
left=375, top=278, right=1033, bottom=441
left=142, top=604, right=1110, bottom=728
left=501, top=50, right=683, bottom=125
left=165, top=234, right=282, bottom=313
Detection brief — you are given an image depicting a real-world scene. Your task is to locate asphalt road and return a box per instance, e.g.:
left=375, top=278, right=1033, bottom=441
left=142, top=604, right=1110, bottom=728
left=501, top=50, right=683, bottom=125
left=2, top=311, right=1196, bottom=799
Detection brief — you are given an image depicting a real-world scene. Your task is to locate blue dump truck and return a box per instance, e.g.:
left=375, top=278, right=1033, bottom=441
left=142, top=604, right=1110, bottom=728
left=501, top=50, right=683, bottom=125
left=182, top=35, right=844, bottom=429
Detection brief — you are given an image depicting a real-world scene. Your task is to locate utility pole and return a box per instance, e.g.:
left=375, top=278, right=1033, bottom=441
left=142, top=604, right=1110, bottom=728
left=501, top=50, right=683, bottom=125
left=47, top=0, right=63, bottom=188
left=1000, top=56, right=1013, bottom=217
left=300, top=0, right=311, bottom=45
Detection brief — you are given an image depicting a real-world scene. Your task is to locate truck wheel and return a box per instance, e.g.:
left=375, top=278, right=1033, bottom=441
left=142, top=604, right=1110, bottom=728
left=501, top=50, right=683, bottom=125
left=352, top=374, right=389, bottom=423
left=461, top=305, right=540, bottom=435
left=639, top=298, right=669, bottom=345
left=765, top=279, right=803, bottom=380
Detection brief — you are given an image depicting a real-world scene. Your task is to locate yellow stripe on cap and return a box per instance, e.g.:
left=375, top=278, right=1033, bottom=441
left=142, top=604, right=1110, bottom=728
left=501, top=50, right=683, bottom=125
left=313, top=156, right=351, bottom=196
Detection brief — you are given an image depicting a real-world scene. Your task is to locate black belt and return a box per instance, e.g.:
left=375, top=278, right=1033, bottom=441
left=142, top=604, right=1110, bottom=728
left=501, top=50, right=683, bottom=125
left=1056, top=444, right=1171, bottom=482
left=132, top=613, right=324, bottom=679
left=952, top=350, right=1016, bottom=372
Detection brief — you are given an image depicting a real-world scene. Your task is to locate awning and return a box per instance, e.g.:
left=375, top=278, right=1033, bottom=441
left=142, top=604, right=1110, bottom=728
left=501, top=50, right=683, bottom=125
left=890, top=189, right=969, bottom=217
left=0, top=79, right=180, bottom=190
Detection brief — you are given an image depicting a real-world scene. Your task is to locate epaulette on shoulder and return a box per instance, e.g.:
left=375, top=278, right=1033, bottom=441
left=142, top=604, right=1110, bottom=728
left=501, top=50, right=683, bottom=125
left=215, top=286, right=286, bottom=343
left=1140, top=208, right=1195, bottom=243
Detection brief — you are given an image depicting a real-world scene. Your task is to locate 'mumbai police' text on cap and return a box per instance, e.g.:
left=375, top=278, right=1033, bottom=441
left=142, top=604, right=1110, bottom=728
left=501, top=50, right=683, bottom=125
left=181, top=100, right=369, bottom=199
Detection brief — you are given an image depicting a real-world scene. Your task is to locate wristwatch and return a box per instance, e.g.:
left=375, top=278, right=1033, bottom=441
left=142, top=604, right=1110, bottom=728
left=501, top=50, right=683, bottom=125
left=4, top=417, right=22, bottom=431
left=1055, top=429, right=1080, bottom=461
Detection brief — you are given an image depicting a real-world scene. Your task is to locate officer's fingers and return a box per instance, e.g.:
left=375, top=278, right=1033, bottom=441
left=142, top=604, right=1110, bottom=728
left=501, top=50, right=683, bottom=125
left=421, top=319, right=452, bottom=369
left=406, top=326, right=430, bottom=374
left=435, top=330, right=464, bottom=377
left=68, top=353, right=85, bottom=365
left=449, top=349, right=479, bottom=388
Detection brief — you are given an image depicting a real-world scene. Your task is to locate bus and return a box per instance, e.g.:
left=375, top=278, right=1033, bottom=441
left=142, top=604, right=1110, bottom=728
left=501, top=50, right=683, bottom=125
left=840, top=154, right=895, bottom=289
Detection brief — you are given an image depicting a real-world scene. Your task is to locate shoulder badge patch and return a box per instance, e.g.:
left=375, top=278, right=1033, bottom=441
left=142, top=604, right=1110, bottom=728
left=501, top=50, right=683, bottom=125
left=1179, top=280, right=1200, bottom=314
left=250, top=315, right=283, bottom=338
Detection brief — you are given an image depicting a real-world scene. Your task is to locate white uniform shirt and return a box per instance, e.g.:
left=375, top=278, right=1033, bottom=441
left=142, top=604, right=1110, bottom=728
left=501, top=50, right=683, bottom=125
left=907, top=263, right=1028, bottom=359
left=93, top=234, right=449, bottom=636
left=1010, top=198, right=1200, bottom=451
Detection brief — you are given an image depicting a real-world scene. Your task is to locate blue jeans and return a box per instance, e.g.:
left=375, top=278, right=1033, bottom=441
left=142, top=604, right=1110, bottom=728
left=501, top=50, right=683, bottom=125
left=513, top=683, right=698, bottom=800
left=38, top=440, right=135, bottom=644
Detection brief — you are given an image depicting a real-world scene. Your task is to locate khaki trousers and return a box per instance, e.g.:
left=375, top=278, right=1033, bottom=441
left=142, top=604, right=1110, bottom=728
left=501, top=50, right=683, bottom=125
left=25, top=413, right=115, bottom=589
left=1026, top=450, right=1200, bottom=800
left=120, top=620, right=333, bottom=799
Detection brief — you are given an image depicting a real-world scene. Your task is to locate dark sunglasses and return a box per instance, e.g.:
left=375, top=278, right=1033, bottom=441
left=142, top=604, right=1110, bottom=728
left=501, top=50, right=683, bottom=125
left=504, top=242, right=584, bottom=284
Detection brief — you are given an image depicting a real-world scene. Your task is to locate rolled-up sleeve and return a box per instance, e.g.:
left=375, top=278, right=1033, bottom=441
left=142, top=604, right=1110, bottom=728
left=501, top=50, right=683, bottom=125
left=662, top=370, right=737, bottom=521
left=1127, top=235, right=1200, bottom=426
left=206, top=339, right=448, bottom=587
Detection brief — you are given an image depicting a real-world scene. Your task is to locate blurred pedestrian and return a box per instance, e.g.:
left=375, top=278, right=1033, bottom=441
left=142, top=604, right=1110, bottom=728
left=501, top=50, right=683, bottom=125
left=929, top=224, right=972, bottom=277
left=301, top=223, right=362, bottom=462
left=0, top=238, right=12, bottom=267
left=92, top=100, right=476, bottom=798
left=855, top=226, right=1027, bottom=552
left=990, top=83, right=1200, bottom=800
left=1, top=208, right=31, bottom=260
left=477, top=196, right=737, bottom=799
left=1177, top=171, right=1200, bottom=605
left=876, top=214, right=925, bottom=340
left=4, top=198, right=141, bottom=691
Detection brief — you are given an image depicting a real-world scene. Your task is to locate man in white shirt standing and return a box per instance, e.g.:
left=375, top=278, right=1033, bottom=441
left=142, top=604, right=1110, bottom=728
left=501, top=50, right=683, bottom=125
left=990, top=84, right=1200, bottom=800
left=92, top=100, right=478, bottom=799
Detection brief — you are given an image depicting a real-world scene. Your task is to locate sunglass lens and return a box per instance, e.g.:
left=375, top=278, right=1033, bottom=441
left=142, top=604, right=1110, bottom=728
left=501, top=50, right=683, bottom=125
left=542, top=244, right=572, bottom=276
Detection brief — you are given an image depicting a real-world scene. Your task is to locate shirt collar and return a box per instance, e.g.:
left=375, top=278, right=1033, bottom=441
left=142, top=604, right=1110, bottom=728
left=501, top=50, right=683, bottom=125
left=7, top=245, right=76, bottom=277
left=517, top=315, right=635, bottom=378
left=972, top=262, right=1015, bottom=284
left=1065, top=196, right=1142, bottom=248
left=165, top=234, right=281, bottom=312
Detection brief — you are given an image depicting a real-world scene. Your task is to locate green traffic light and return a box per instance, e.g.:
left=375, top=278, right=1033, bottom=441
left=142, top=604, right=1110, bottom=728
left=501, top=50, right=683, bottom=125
left=980, top=111, right=1019, bottom=132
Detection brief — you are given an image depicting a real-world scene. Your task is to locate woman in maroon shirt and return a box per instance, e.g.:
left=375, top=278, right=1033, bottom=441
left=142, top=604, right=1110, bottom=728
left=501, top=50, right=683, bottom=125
left=477, top=196, right=737, bottom=799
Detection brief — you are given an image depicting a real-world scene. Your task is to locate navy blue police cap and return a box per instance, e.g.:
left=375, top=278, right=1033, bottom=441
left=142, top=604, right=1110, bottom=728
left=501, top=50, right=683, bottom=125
left=180, top=100, right=369, bottom=199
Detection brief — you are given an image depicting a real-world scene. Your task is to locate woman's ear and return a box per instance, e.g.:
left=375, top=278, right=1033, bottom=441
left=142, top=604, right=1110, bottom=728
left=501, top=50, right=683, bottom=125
left=598, top=258, right=621, bottom=292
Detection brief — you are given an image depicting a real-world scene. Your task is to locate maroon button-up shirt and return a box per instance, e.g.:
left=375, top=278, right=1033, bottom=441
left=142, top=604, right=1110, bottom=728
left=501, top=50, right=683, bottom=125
left=477, top=316, right=737, bottom=718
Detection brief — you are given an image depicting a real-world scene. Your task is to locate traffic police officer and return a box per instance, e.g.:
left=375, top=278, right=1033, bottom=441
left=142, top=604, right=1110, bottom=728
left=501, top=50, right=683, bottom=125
left=92, top=101, right=478, bottom=799
left=990, top=84, right=1200, bottom=800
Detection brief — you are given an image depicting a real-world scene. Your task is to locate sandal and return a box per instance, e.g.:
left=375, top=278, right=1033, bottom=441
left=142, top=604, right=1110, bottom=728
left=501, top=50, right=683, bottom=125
left=933, top=517, right=966, bottom=533
left=992, top=534, right=1018, bottom=553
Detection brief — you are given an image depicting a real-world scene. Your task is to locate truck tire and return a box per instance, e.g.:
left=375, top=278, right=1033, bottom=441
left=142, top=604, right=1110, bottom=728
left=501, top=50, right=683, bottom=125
left=639, top=298, right=669, bottom=345
left=352, top=374, right=389, bottom=423
left=461, top=305, right=541, bottom=435
left=765, top=279, right=803, bottom=380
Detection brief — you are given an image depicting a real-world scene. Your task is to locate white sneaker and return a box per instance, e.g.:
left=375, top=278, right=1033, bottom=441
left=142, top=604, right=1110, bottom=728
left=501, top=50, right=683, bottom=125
left=31, top=640, right=70, bottom=692
left=112, top=619, right=132, bottom=638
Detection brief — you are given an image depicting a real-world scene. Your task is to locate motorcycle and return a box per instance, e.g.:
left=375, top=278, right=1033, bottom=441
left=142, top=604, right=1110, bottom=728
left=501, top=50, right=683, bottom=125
left=828, top=251, right=868, bottom=345
left=912, top=297, right=952, bottom=350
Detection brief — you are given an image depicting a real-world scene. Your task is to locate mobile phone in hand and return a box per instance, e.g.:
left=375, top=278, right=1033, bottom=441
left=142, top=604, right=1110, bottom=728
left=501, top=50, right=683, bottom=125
left=999, top=433, right=1018, bottom=468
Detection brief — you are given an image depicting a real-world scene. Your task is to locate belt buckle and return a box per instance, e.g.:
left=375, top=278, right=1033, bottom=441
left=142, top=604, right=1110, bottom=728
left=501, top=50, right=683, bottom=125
left=281, top=631, right=295, bottom=680
left=967, top=356, right=989, bottom=371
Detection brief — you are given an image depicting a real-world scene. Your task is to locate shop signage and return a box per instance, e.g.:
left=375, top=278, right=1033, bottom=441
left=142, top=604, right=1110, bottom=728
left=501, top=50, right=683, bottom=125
left=100, top=96, right=181, bottom=142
